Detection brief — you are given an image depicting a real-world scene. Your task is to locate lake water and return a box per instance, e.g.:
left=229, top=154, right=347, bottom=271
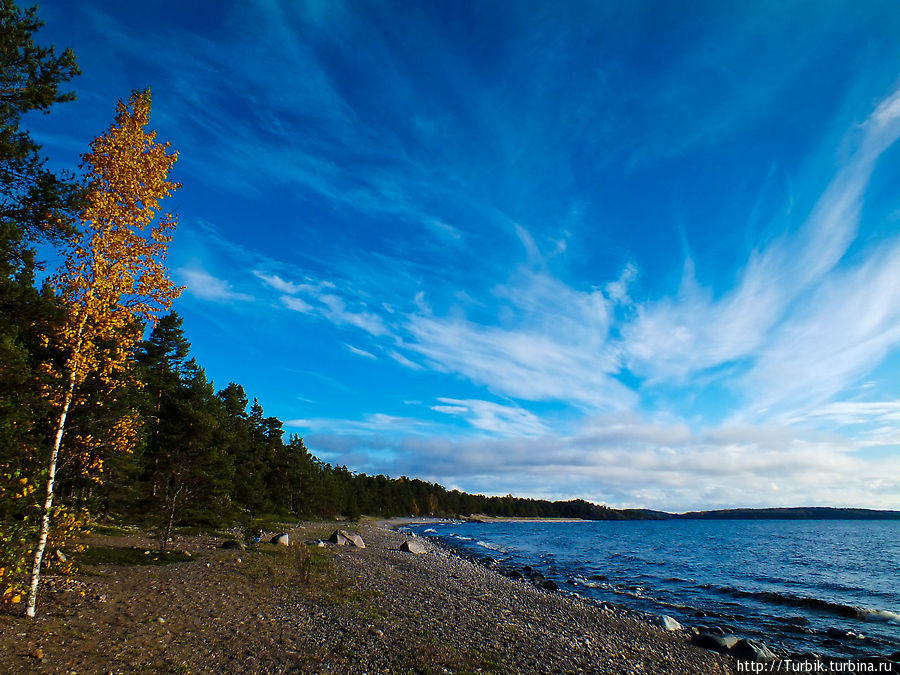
left=410, top=519, right=900, bottom=659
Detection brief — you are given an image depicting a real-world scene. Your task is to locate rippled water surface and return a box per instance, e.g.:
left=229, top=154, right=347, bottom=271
left=413, top=520, right=900, bottom=658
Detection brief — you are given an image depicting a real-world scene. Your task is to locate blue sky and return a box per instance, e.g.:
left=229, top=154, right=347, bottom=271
left=27, top=0, right=900, bottom=510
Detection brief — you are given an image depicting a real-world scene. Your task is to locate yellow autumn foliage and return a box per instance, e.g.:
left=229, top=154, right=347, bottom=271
left=10, top=90, right=183, bottom=615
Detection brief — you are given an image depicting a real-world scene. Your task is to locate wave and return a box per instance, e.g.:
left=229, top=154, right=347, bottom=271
left=710, top=585, right=899, bottom=624
left=476, top=540, right=505, bottom=552
left=859, top=608, right=900, bottom=624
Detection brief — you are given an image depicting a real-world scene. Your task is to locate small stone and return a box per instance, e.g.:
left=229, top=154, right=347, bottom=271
left=30, top=647, right=43, bottom=660
left=270, top=533, right=290, bottom=546
left=157, top=617, right=166, bottom=623
left=55, top=549, right=67, bottom=563
left=651, top=615, right=682, bottom=631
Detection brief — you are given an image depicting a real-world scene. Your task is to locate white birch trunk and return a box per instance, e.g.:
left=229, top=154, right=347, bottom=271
left=26, top=320, right=84, bottom=619
left=25, top=370, right=75, bottom=618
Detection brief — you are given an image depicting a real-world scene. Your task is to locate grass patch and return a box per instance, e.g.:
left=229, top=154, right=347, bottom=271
left=248, top=515, right=297, bottom=531
left=77, top=546, right=194, bottom=567
left=469, top=650, right=505, bottom=673
left=243, top=539, right=376, bottom=607
left=172, top=525, right=223, bottom=537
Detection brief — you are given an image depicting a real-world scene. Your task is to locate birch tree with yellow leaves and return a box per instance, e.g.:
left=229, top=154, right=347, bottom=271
left=24, top=90, right=182, bottom=617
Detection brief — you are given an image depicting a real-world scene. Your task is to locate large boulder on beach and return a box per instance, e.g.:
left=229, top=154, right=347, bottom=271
left=400, top=539, right=427, bottom=554
left=270, top=533, right=290, bottom=546
left=328, top=529, right=366, bottom=548
left=651, top=615, right=682, bottom=631
left=730, top=638, right=776, bottom=663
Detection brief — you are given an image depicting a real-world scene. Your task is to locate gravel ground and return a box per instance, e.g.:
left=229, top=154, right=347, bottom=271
left=0, top=522, right=735, bottom=674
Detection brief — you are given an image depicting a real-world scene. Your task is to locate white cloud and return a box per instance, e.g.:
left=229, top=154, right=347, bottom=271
left=427, top=218, right=463, bottom=241
left=346, top=343, right=377, bottom=360
left=287, top=413, right=434, bottom=435
left=266, top=276, right=390, bottom=337
left=740, top=243, right=900, bottom=418
left=178, top=267, right=253, bottom=303
left=253, top=270, right=304, bottom=294
left=281, top=294, right=314, bottom=313
left=403, top=269, right=631, bottom=409
left=430, top=398, right=547, bottom=435
left=604, top=263, right=638, bottom=306
left=388, top=350, right=423, bottom=370
left=622, top=84, right=900, bottom=416
left=799, top=400, right=900, bottom=428
left=318, top=293, right=390, bottom=336
left=307, top=418, right=900, bottom=511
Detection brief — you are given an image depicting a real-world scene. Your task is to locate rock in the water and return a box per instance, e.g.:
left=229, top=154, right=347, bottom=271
left=652, top=615, right=682, bottom=631
left=692, top=632, right=739, bottom=653
left=328, top=529, right=365, bottom=548
left=270, top=533, right=290, bottom=546
left=730, top=638, right=777, bottom=662
left=541, top=579, right=559, bottom=591
left=400, top=539, right=426, bottom=554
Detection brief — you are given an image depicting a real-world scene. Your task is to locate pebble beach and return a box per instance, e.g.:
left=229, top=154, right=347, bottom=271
left=0, top=522, right=736, bottom=674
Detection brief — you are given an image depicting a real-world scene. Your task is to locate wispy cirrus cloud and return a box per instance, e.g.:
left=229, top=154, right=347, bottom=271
left=402, top=268, right=633, bottom=410
left=740, top=242, right=900, bottom=419
left=254, top=271, right=391, bottom=337
left=345, top=343, right=377, bottom=360
left=178, top=267, right=254, bottom=303
left=622, top=84, right=900, bottom=421
left=431, top=398, right=547, bottom=436
left=803, top=400, right=900, bottom=426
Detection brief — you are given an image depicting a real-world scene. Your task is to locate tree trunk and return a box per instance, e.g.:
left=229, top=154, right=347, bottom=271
left=162, top=483, right=183, bottom=553
left=25, top=368, right=76, bottom=618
